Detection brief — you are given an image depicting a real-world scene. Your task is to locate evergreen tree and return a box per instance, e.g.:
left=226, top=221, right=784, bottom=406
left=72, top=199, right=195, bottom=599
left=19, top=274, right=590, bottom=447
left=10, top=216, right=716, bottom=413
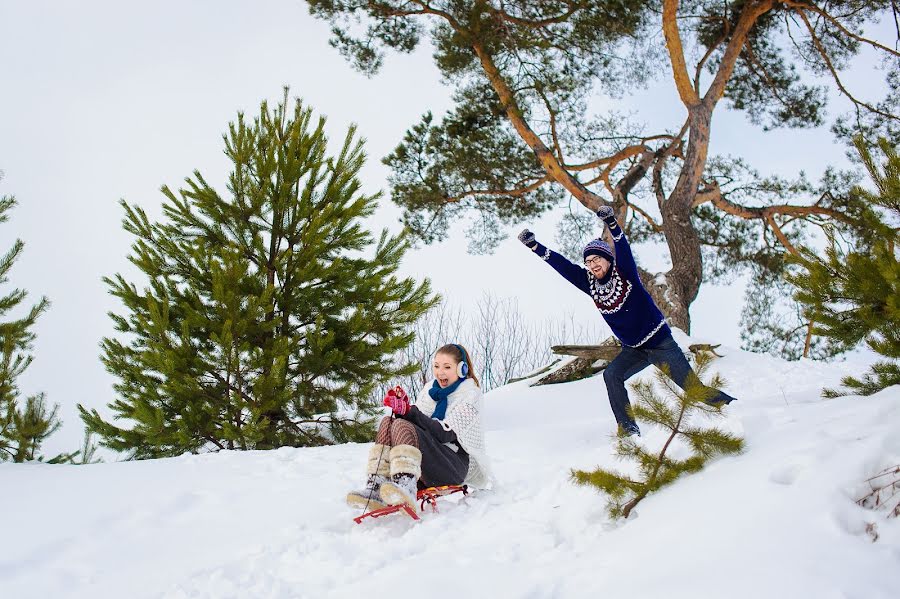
left=79, top=91, right=438, bottom=458
left=571, top=352, right=744, bottom=519
left=788, top=138, right=900, bottom=397
left=306, top=0, right=898, bottom=339
left=0, top=188, right=70, bottom=463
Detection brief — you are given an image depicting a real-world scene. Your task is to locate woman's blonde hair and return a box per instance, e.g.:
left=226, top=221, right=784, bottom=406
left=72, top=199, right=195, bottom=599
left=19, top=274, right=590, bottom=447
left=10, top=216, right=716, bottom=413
left=436, top=343, right=481, bottom=387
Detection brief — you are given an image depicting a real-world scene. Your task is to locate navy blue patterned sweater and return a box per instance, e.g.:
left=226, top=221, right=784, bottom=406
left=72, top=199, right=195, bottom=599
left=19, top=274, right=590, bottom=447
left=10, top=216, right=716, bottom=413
left=531, top=218, right=671, bottom=348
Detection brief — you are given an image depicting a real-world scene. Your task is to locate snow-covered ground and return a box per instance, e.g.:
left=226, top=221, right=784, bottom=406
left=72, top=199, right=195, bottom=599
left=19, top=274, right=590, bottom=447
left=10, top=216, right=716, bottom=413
left=3, top=332, right=899, bottom=599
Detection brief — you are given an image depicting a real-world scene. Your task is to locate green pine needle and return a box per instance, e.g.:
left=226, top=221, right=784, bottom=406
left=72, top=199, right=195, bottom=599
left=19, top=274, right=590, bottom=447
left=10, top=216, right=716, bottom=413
left=573, top=352, right=744, bottom=518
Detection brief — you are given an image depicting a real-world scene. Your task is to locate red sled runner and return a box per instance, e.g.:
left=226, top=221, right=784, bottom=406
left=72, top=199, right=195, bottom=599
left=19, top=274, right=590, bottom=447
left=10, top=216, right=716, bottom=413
left=353, top=485, right=469, bottom=524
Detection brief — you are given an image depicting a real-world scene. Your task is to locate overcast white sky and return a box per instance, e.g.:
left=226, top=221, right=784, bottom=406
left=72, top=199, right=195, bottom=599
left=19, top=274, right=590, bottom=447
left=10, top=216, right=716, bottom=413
left=0, top=1, right=884, bottom=454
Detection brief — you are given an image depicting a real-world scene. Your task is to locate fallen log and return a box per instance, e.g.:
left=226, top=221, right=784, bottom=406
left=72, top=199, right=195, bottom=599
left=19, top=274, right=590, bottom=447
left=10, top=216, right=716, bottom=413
left=534, top=357, right=604, bottom=385
left=506, top=360, right=560, bottom=384
left=688, top=343, right=724, bottom=357
left=550, top=338, right=622, bottom=361
left=520, top=338, right=724, bottom=387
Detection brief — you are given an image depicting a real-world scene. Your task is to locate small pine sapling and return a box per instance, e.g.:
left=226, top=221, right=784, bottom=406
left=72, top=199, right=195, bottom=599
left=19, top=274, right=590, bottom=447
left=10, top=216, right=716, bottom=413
left=572, top=351, right=744, bottom=519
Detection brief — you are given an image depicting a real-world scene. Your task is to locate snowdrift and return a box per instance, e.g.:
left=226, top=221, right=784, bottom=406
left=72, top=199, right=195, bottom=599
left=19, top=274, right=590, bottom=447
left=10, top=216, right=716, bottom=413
left=2, top=333, right=899, bottom=599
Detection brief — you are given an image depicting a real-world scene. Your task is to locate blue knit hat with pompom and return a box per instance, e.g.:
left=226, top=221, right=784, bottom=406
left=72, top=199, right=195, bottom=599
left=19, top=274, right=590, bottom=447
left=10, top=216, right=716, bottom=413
left=583, top=239, right=614, bottom=263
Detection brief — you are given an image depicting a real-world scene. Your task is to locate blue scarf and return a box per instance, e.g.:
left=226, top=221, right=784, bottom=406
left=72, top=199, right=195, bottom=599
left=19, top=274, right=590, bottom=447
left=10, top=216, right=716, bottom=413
left=428, top=378, right=464, bottom=420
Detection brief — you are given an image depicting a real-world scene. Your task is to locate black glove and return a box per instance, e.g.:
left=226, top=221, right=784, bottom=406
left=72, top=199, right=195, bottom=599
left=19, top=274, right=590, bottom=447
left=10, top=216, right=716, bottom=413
left=595, top=205, right=616, bottom=224
left=517, top=228, right=538, bottom=249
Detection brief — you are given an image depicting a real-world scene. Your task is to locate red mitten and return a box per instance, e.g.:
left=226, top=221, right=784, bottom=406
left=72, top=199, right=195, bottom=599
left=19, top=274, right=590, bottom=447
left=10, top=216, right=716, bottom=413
left=383, top=385, right=410, bottom=416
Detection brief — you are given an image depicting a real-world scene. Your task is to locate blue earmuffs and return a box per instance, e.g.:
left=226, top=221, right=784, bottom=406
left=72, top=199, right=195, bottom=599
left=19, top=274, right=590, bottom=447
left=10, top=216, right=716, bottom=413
left=453, top=344, right=469, bottom=379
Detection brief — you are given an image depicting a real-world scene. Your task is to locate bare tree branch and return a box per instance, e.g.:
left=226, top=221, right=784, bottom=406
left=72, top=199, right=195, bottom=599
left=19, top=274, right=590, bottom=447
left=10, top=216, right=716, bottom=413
left=764, top=213, right=801, bottom=256
left=469, top=37, right=607, bottom=210
left=694, top=22, right=730, bottom=91
left=370, top=0, right=461, bottom=28
left=795, top=8, right=900, bottom=122
left=535, top=86, right=566, bottom=163
left=614, top=148, right=660, bottom=203
left=783, top=0, right=900, bottom=58
left=696, top=181, right=859, bottom=232
left=567, top=136, right=674, bottom=171
left=628, top=202, right=665, bottom=232
left=491, top=2, right=579, bottom=29
left=443, top=175, right=552, bottom=203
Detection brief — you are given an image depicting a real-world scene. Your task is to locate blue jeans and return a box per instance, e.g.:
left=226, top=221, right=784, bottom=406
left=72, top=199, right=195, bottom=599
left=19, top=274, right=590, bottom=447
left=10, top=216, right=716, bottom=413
left=602, top=334, right=737, bottom=428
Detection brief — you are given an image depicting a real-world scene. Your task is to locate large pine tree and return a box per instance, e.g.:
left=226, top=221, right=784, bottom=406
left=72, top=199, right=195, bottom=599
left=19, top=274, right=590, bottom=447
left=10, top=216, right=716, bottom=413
left=0, top=188, right=69, bottom=463
left=789, top=138, right=900, bottom=397
left=79, top=92, right=438, bottom=458
left=306, top=0, right=897, bottom=346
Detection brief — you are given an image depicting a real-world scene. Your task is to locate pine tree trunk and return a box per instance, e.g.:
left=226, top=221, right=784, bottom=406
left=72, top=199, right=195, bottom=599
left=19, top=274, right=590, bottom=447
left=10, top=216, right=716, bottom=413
left=645, top=105, right=712, bottom=333
left=258, top=201, right=284, bottom=449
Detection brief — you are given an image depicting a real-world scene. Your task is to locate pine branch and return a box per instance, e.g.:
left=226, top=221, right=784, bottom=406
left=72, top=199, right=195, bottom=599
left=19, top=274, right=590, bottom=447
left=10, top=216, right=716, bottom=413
left=574, top=353, right=743, bottom=519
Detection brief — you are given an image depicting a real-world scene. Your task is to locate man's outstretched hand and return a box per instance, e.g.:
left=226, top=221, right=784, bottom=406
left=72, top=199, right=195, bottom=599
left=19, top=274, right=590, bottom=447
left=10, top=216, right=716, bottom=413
left=518, top=228, right=537, bottom=249
left=596, top=205, right=615, bottom=222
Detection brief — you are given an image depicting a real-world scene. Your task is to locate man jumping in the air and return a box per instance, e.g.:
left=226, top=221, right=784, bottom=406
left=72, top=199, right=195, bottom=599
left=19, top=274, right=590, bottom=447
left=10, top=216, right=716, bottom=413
left=518, top=206, right=736, bottom=436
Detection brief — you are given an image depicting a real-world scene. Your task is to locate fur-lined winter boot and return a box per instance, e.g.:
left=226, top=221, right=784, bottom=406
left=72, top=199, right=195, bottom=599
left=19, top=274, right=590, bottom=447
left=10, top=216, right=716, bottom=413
left=346, top=444, right=391, bottom=510
left=379, top=444, right=422, bottom=509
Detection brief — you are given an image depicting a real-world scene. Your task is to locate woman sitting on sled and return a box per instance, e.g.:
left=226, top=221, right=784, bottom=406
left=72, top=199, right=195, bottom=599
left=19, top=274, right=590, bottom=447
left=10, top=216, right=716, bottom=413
left=346, top=343, right=492, bottom=511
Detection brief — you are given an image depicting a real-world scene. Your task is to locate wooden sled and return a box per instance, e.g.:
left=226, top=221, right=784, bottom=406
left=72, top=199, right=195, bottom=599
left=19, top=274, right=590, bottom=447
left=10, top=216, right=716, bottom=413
left=353, top=485, right=469, bottom=524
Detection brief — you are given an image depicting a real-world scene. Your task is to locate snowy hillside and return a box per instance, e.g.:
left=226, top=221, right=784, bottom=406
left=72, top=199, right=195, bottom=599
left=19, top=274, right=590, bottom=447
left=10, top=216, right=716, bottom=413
left=3, top=332, right=899, bottom=599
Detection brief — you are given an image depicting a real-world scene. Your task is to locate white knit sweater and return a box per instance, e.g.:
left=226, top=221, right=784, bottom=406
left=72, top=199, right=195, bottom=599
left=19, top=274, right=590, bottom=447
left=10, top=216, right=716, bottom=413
left=414, top=378, right=493, bottom=489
